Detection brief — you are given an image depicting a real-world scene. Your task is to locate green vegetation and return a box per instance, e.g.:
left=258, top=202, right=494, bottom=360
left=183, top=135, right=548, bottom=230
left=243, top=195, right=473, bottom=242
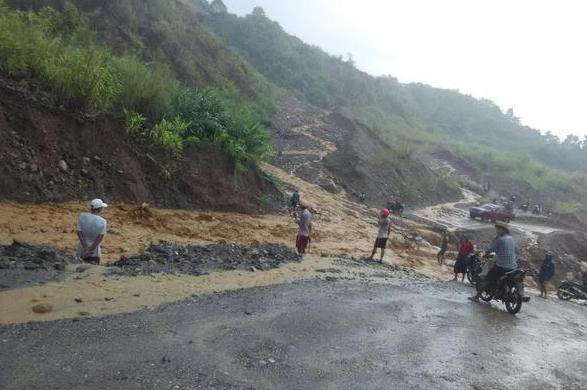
left=2, top=0, right=586, bottom=208
left=123, top=88, right=272, bottom=163
left=0, top=2, right=119, bottom=111
left=205, top=7, right=587, bottom=209
left=0, top=1, right=272, bottom=164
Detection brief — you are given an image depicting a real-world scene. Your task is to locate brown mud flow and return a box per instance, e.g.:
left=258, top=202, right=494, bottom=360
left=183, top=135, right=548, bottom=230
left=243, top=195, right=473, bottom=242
left=0, top=164, right=453, bottom=325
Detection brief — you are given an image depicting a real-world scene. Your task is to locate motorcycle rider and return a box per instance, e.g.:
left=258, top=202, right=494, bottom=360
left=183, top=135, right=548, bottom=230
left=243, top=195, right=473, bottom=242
left=469, top=222, right=524, bottom=302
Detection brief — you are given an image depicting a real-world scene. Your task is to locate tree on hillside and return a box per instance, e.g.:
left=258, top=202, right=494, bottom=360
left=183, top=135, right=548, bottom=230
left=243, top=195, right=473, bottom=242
left=562, top=134, right=581, bottom=149
left=505, top=107, right=520, bottom=124
left=210, top=0, right=227, bottom=14
left=252, top=6, right=265, bottom=17
left=544, top=131, right=560, bottom=144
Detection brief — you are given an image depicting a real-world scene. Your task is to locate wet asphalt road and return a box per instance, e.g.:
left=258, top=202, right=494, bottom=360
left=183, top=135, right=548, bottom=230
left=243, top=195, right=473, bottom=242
left=1, top=278, right=586, bottom=390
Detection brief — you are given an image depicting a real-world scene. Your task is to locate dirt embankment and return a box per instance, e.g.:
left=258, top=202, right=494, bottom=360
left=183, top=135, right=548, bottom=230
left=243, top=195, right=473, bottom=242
left=0, top=81, right=281, bottom=212
left=529, top=231, right=587, bottom=286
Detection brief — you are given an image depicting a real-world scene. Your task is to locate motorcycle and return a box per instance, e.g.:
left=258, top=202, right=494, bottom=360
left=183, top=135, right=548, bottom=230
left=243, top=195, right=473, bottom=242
left=478, top=268, right=527, bottom=314
left=556, top=281, right=587, bottom=301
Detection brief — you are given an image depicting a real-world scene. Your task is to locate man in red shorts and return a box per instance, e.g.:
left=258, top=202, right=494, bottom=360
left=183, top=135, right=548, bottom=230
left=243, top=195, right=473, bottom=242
left=296, top=202, right=313, bottom=255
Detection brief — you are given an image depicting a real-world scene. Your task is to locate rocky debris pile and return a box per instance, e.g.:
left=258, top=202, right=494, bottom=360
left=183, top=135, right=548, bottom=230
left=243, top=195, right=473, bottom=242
left=0, top=239, right=75, bottom=290
left=331, top=256, right=432, bottom=282
left=107, top=241, right=301, bottom=277
left=0, top=239, right=75, bottom=270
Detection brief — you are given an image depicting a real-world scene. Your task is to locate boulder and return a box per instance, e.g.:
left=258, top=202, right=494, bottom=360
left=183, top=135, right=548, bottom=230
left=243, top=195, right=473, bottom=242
left=32, top=303, right=53, bottom=314
left=58, top=160, right=68, bottom=172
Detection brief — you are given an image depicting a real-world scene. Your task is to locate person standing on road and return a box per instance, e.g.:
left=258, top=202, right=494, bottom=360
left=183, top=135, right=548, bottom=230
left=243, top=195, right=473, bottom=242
left=368, top=208, right=392, bottom=263
left=437, top=231, right=449, bottom=265
left=77, top=199, right=108, bottom=265
left=453, top=236, right=474, bottom=281
left=295, top=202, right=312, bottom=255
left=469, top=222, right=521, bottom=302
left=538, top=253, right=555, bottom=299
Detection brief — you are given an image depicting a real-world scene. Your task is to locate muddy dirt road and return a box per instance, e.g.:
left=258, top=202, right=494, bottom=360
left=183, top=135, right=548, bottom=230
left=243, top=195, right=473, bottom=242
left=1, top=277, right=585, bottom=390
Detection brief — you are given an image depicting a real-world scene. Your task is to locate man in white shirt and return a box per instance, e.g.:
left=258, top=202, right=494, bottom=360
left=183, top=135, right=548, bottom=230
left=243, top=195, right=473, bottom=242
left=77, top=199, right=108, bottom=264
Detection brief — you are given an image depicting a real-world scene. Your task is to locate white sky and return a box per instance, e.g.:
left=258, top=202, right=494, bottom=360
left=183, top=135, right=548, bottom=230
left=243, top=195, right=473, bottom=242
left=223, top=0, right=587, bottom=139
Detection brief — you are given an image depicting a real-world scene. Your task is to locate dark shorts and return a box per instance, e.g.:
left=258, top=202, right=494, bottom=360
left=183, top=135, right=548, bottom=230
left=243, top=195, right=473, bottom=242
left=296, top=235, right=310, bottom=254
left=374, top=238, right=388, bottom=249
left=453, top=255, right=468, bottom=274
left=83, top=256, right=100, bottom=265
left=538, top=275, right=551, bottom=284
left=437, top=248, right=447, bottom=256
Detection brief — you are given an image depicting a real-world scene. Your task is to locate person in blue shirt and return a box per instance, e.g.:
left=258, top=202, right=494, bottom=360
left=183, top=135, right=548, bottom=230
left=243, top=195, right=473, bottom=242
left=538, top=253, right=555, bottom=299
left=469, top=222, right=518, bottom=302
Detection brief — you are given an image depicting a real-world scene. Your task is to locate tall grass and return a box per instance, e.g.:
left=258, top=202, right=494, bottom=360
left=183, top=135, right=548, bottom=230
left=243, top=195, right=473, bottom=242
left=0, top=2, right=121, bottom=111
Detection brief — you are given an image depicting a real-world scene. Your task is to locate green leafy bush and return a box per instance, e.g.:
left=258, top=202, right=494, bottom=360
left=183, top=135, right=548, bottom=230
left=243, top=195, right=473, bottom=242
left=123, top=109, right=146, bottom=137
left=148, top=117, right=187, bottom=158
left=170, top=87, right=272, bottom=163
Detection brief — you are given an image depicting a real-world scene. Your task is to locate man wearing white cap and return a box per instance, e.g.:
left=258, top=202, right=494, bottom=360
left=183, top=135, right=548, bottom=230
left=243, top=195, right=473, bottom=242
left=76, top=199, right=108, bottom=264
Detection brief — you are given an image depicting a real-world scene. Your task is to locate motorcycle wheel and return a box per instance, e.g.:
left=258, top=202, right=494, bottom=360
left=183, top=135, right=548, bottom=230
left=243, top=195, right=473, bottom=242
left=505, top=287, right=523, bottom=314
left=480, top=290, right=493, bottom=302
left=556, top=288, right=573, bottom=301
left=467, top=270, right=476, bottom=286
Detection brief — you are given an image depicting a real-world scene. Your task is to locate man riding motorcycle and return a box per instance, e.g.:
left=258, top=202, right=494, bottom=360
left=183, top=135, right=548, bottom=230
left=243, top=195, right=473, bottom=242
left=468, top=222, right=526, bottom=302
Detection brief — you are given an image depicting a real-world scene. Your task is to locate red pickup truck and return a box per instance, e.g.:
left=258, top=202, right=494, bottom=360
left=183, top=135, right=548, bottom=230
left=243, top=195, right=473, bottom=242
left=469, top=204, right=515, bottom=223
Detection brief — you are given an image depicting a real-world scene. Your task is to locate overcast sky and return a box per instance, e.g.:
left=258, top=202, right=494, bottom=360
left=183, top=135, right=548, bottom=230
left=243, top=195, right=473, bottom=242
left=223, top=0, right=586, bottom=139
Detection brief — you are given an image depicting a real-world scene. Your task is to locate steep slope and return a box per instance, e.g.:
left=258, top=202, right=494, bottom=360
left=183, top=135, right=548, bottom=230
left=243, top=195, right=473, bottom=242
left=0, top=0, right=284, bottom=211
left=5, top=0, right=586, bottom=210
left=7, top=0, right=273, bottom=112
left=204, top=6, right=587, bottom=209
left=0, top=81, right=281, bottom=211
left=272, top=97, right=461, bottom=205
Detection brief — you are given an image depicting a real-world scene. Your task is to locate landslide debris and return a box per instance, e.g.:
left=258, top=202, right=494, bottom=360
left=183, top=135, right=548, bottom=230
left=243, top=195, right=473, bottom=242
left=107, top=241, right=301, bottom=277
left=0, top=239, right=75, bottom=290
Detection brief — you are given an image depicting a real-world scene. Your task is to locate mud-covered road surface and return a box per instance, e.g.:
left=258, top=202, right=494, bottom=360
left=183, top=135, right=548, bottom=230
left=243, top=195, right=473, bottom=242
left=1, top=278, right=585, bottom=390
